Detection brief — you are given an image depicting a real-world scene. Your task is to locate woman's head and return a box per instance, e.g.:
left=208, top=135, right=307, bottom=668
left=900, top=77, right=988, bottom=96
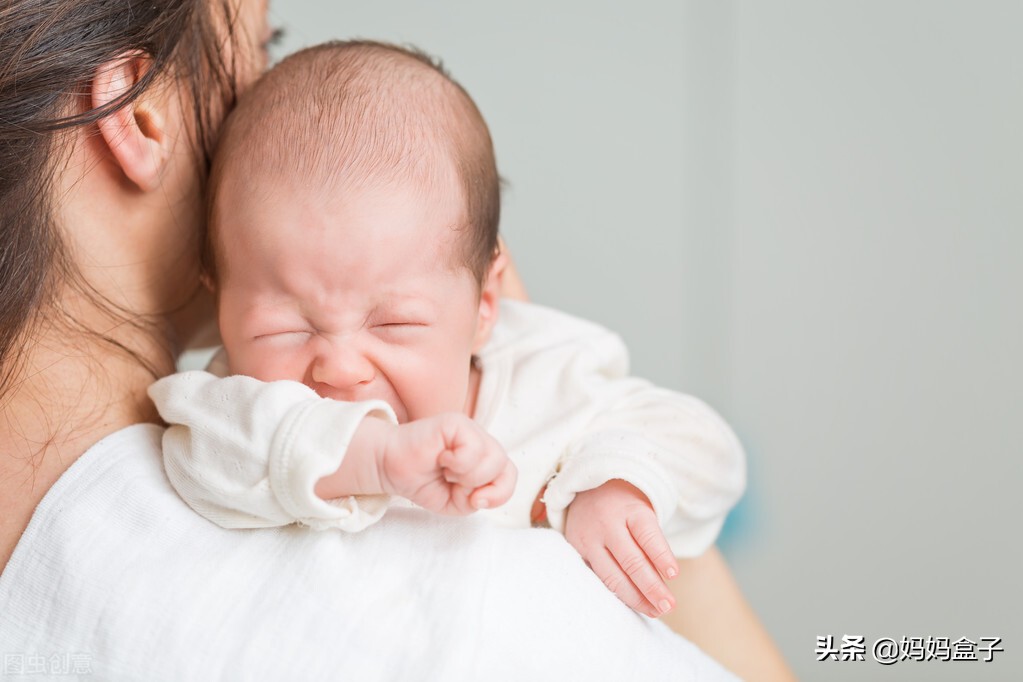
left=0, top=0, right=270, bottom=396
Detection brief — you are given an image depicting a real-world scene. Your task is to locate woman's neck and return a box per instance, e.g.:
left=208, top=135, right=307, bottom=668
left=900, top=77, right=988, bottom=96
left=0, top=320, right=173, bottom=572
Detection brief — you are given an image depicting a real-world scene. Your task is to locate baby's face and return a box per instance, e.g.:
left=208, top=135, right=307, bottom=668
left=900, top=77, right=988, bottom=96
left=214, top=171, right=488, bottom=422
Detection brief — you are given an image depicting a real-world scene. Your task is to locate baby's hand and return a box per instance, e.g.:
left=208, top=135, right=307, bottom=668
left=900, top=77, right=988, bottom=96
left=564, top=480, right=680, bottom=618
left=379, top=413, right=517, bottom=515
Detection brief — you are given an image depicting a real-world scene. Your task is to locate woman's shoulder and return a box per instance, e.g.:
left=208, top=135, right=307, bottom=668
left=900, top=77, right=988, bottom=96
left=0, top=423, right=187, bottom=587
left=0, top=428, right=501, bottom=677
left=0, top=421, right=735, bottom=680
left=0, top=423, right=490, bottom=676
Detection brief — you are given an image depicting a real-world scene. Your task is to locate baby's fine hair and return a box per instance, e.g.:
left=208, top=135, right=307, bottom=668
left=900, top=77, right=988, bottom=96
left=206, top=40, right=500, bottom=285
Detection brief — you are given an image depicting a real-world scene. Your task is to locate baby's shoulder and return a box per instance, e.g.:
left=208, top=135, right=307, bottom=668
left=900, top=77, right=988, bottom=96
left=482, top=300, right=627, bottom=366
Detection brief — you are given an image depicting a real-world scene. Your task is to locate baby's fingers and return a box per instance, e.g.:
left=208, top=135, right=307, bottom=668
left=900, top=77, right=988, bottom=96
left=627, top=513, right=679, bottom=582
left=442, top=483, right=476, bottom=516
left=439, top=435, right=508, bottom=490
left=468, top=459, right=517, bottom=510
left=587, top=548, right=661, bottom=619
left=607, top=531, right=675, bottom=617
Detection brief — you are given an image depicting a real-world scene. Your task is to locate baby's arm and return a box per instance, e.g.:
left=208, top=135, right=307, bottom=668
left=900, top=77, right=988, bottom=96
left=149, top=371, right=515, bottom=530
left=541, top=332, right=746, bottom=616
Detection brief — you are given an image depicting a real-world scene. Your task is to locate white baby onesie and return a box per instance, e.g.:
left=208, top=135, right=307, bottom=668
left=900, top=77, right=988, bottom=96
left=149, top=300, right=746, bottom=556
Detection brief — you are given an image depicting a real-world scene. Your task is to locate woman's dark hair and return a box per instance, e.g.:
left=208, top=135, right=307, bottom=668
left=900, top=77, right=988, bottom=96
left=0, top=1, right=245, bottom=398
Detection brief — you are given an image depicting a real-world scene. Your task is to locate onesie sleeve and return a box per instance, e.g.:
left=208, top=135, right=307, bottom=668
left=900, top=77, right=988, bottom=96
left=541, top=332, right=746, bottom=558
left=148, top=371, right=397, bottom=531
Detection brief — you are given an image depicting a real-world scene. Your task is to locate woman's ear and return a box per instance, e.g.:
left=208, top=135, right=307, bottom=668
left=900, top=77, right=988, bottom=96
left=91, top=53, right=169, bottom=192
left=472, top=250, right=509, bottom=353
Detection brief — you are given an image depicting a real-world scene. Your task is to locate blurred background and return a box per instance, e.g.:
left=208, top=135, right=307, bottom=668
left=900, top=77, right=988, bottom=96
left=268, top=1, right=1022, bottom=679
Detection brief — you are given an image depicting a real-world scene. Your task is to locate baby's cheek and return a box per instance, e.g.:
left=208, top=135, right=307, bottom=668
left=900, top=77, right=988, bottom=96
left=397, top=382, right=448, bottom=421
left=386, top=345, right=472, bottom=420
left=235, top=347, right=303, bottom=383
left=415, top=374, right=470, bottom=419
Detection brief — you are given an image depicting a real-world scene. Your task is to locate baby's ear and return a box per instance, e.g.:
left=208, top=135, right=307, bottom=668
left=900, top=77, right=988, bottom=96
left=199, top=270, right=216, bottom=294
left=472, top=250, right=508, bottom=353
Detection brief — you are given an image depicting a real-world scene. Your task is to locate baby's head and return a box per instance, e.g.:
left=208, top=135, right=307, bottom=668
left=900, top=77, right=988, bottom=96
left=207, top=41, right=504, bottom=422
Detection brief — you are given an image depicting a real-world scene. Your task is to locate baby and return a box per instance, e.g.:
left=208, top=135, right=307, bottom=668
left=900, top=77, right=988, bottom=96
left=149, top=41, right=745, bottom=619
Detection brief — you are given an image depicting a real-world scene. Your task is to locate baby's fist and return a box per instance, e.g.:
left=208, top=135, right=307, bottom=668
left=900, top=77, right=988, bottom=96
left=381, top=413, right=516, bottom=515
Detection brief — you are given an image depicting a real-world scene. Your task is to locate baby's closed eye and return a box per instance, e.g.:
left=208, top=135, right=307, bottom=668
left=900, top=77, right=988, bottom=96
left=371, top=321, right=430, bottom=343
left=375, top=321, right=426, bottom=328
left=373, top=320, right=427, bottom=331
left=253, top=330, right=314, bottom=344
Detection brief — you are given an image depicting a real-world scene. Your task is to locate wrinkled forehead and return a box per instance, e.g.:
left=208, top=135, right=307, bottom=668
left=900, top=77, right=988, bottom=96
left=213, top=157, right=471, bottom=286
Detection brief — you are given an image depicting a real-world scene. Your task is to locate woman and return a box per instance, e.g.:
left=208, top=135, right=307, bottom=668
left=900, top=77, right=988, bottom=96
left=0, top=1, right=792, bottom=679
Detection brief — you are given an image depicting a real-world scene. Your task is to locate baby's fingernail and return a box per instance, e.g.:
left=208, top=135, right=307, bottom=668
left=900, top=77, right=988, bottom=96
left=658, top=599, right=672, bottom=614
left=666, top=567, right=678, bottom=579
left=475, top=498, right=489, bottom=509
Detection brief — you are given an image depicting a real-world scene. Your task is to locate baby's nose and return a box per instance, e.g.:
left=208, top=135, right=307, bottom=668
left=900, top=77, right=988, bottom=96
left=310, top=343, right=375, bottom=393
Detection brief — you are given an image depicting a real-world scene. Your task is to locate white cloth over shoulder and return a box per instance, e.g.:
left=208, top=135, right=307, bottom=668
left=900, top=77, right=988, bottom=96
left=150, top=372, right=396, bottom=531
left=0, top=425, right=740, bottom=682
